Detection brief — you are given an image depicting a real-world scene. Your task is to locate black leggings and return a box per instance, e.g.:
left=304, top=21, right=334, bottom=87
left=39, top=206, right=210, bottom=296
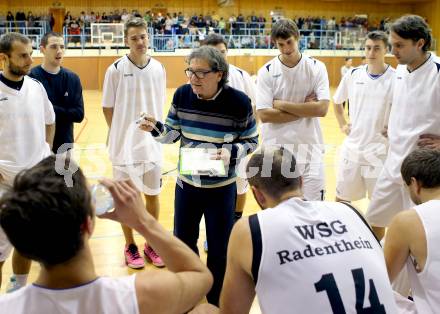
left=174, top=180, right=236, bottom=305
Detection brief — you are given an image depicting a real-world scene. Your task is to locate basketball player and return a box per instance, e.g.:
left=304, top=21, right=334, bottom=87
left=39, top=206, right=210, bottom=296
left=339, top=57, right=353, bottom=113
left=0, top=156, right=213, bottom=314
left=102, top=17, right=166, bottom=268
left=219, top=146, right=398, bottom=314
left=365, top=15, right=440, bottom=240
left=384, top=148, right=440, bottom=314
left=256, top=18, right=330, bottom=201
left=0, top=32, right=55, bottom=291
left=202, top=33, right=257, bottom=223
left=340, top=57, right=354, bottom=77
left=333, top=31, right=394, bottom=202
left=30, top=31, right=84, bottom=154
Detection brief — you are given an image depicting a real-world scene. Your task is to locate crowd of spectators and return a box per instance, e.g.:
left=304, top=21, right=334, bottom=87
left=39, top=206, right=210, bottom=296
left=0, top=11, right=54, bottom=32
left=0, top=9, right=414, bottom=50
left=293, top=15, right=394, bottom=33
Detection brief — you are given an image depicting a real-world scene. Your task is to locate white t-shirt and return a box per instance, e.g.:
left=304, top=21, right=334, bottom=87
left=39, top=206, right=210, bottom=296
left=102, top=55, right=166, bottom=166
left=385, top=54, right=440, bottom=182
left=407, top=200, right=440, bottom=314
left=333, top=65, right=394, bottom=163
left=256, top=55, right=330, bottom=147
left=0, top=276, right=139, bottom=314
left=0, top=75, right=55, bottom=183
left=228, top=64, right=256, bottom=104
left=254, top=198, right=397, bottom=314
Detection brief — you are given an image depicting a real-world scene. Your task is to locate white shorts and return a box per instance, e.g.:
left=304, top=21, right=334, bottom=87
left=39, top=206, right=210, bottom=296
left=236, top=176, right=249, bottom=195
left=365, top=170, right=414, bottom=227
left=301, top=161, right=325, bottom=201
left=0, top=182, right=12, bottom=262
left=113, top=163, right=162, bottom=196
left=336, top=158, right=383, bottom=201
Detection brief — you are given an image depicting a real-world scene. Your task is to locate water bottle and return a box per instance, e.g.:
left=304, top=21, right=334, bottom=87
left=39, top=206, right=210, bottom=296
left=91, top=184, right=114, bottom=216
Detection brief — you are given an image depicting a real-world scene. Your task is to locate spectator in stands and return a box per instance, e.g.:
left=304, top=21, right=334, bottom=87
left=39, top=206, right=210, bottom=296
left=15, top=11, right=25, bottom=29
left=165, top=14, right=173, bottom=34
left=68, top=19, right=81, bottom=46
left=178, top=12, right=185, bottom=23
left=26, top=11, right=34, bottom=26
left=49, top=13, right=55, bottom=31
left=6, top=11, right=14, bottom=24
left=327, top=16, right=336, bottom=30
left=89, top=11, right=97, bottom=23
left=216, top=17, right=225, bottom=34
left=64, top=11, right=72, bottom=27
left=196, top=14, right=206, bottom=29
left=229, top=15, right=236, bottom=34
left=143, top=11, right=151, bottom=25
left=100, top=12, right=108, bottom=22
left=132, top=9, right=141, bottom=18
left=113, top=9, right=121, bottom=23
left=121, top=9, right=130, bottom=23
left=79, top=11, right=86, bottom=25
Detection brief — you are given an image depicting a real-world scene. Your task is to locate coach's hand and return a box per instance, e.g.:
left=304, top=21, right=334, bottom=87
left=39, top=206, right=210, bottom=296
left=138, top=114, right=157, bottom=132
left=211, top=147, right=231, bottom=167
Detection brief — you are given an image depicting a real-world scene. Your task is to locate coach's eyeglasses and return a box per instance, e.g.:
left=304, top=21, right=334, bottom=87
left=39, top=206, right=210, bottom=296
left=184, top=68, right=217, bottom=79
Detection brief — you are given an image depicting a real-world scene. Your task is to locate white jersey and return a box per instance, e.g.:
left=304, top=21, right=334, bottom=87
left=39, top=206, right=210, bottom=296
left=407, top=200, right=440, bottom=314
left=102, top=55, right=166, bottom=166
left=0, top=75, right=55, bottom=183
left=0, top=276, right=139, bottom=314
left=385, top=54, right=440, bottom=182
left=333, top=65, right=394, bottom=163
left=341, top=65, right=354, bottom=78
left=256, top=55, right=330, bottom=147
left=254, top=198, right=397, bottom=314
left=228, top=64, right=256, bottom=104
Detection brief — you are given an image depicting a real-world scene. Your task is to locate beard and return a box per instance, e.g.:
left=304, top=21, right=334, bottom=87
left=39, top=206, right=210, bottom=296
left=9, top=61, right=30, bottom=77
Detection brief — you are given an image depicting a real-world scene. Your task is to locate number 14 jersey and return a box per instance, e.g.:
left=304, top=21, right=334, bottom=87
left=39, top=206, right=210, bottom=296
left=253, top=198, right=397, bottom=314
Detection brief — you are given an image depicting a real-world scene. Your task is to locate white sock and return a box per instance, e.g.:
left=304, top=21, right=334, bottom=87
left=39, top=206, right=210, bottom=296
left=14, top=274, right=28, bottom=286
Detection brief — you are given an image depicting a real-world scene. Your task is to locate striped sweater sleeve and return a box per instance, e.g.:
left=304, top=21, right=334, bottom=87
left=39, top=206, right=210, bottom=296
left=230, top=103, right=259, bottom=160
left=151, top=102, right=181, bottom=144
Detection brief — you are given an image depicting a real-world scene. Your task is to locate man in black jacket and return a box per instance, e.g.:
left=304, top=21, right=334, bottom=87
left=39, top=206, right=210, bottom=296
left=30, top=31, right=84, bottom=154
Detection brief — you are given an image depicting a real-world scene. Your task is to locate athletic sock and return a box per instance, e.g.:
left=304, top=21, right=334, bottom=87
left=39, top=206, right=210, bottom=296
left=14, top=274, right=28, bottom=287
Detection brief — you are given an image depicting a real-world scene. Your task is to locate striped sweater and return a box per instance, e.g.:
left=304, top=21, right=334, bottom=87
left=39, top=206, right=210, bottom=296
left=152, top=84, right=258, bottom=187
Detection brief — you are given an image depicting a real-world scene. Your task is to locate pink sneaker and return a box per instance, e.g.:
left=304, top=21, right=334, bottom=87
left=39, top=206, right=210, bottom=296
left=144, top=245, right=165, bottom=267
left=124, top=244, right=145, bottom=269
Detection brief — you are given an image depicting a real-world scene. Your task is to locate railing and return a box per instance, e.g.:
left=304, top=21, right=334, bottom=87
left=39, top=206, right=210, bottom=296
left=0, top=20, right=436, bottom=53
left=60, top=28, right=344, bottom=52
left=0, top=20, right=49, bottom=48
